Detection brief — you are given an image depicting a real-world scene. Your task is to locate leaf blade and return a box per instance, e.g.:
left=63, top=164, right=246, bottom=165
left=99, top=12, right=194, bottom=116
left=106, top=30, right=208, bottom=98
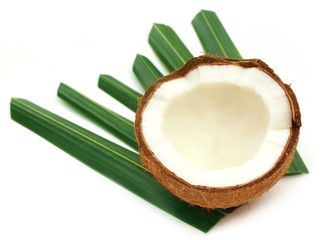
left=98, top=74, right=142, bottom=112
left=149, top=23, right=193, bottom=72
left=10, top=98, right=143, bottom=169
left=192, top=10, right=242, bottom=58
left=58, top=83, right=138, bottom=151
left=286, top=151, right=309, bottom=175
left=10, top=98, right=232, bottom=233
left=133, top=54, right=163, bottom=89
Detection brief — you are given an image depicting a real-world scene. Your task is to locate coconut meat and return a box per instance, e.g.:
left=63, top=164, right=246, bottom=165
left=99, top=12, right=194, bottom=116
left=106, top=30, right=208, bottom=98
left=142, top=65, right=292, bottom=188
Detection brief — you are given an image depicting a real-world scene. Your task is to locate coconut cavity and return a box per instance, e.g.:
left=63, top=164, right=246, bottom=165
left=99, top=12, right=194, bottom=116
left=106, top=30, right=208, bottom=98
left=161, top=82, right=270, bottom=170
left=140, top=60, right=294, bottom=188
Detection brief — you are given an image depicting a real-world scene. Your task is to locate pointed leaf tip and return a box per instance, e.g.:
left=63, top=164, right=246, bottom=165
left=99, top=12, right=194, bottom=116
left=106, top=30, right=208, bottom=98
left=133, top=54, right=163, bottom=89
left=192, top=10, right=242, bottom=58
left=148, top=23, right=193, bottom=72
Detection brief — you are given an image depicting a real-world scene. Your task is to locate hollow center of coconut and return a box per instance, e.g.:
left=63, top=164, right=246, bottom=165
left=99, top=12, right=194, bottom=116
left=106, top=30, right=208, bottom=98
left=162, top=82, right=270, bottom=170
left=141, top=65, right=292, bottom=187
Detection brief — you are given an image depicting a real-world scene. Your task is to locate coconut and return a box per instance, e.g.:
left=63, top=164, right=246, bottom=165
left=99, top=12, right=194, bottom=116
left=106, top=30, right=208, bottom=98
left=134, top=55, right=301, bottom=209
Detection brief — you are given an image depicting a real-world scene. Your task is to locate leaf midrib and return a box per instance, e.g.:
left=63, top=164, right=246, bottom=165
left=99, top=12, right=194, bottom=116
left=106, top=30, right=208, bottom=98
left=60, top=83, right=134, bottom=128
left=200, top=10, right=227, bottom=57
left=101, top=76, right=141, bottom=99
left=138, top=55, right=161, bottom=80
left=153, top=24, right=186, bottom=65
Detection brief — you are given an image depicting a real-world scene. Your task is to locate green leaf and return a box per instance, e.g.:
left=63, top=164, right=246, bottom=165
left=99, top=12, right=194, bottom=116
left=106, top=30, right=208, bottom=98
left=10, top=98, right=235, bottom=233
left=10, top=98, right=143, bottom=169
left=98, top=74, right=142, bottom=112
left=133, top=54, right=163, bottom=90
left=192, top=10, right=242, bottom=59
left=57, top=83, right=138, bottom=151
left=149, top=23, right=193, bottom=72
left=286, top=151, right=309, bottom=175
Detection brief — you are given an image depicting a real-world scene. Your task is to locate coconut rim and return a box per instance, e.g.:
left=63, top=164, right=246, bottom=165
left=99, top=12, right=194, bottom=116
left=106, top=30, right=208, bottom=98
left=135, top=55, right=301, bottom=193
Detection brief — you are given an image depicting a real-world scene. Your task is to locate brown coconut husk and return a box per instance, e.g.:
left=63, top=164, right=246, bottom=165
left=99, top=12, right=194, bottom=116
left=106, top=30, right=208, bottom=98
left=134, top=55, right=301, bottom=209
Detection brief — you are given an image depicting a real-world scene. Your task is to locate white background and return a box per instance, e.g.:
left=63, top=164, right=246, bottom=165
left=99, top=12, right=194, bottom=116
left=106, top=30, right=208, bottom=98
left=1, top=0, right=321, bottom=239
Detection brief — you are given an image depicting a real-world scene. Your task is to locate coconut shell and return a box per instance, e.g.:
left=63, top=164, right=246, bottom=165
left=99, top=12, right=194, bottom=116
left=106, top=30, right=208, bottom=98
left=134, top=55, right=301, bottom=209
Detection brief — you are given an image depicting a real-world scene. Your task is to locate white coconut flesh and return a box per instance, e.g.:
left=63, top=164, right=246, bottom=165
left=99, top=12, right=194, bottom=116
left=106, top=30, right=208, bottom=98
left=142, top=65, right=292, bottom=188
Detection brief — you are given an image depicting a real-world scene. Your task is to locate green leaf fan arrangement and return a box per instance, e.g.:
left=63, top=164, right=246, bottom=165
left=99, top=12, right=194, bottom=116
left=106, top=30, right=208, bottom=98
left=10, top=10, right=308, bottom=233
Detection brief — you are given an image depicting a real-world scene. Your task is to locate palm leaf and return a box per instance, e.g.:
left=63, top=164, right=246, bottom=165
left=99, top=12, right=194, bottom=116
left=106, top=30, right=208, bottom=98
left=286, top=151, right=309, bottom=175
left=98, top=74, right=142, bottom=112
left=192, top=10, right=242, bottom=58
left=149, top=23, right=193, bottom=72
left=58, top=83, right=138, bottom=150
left=133, top=54, right=163, bottom=90
left=10, top=98, right=234, bottom=233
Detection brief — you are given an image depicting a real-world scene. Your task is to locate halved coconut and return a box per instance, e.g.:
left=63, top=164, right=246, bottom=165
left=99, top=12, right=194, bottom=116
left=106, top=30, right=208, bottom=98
left=135, top=56, right=301, bottom=209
